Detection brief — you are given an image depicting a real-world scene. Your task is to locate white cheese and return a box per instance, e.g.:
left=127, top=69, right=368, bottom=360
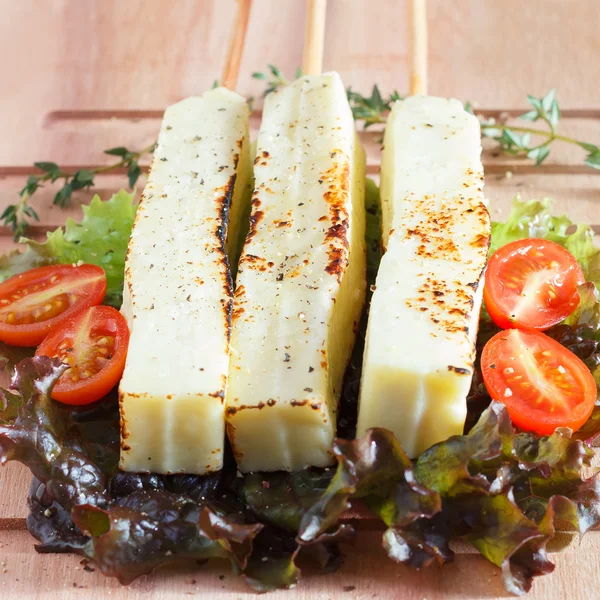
left=119, top=88, right=251, bottom=474
left=356, top=96, right=491, bottom=457
left=226, top=73, right=366, bottom=473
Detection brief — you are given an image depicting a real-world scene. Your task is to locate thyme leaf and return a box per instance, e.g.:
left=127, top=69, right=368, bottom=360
left=9, top=70, right=599, bottom=240
left=4, top=143, right=156, bottom=240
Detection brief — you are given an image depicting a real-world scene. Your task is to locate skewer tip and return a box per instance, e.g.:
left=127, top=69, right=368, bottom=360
left=221, top=0, right=253, bottom=91
left=409, top=0, right=428, bottom=96
left=302, top=0, right=328, bottom=77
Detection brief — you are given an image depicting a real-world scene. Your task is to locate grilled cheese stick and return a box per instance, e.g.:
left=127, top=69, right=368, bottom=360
left=226, top=73, right=366, bottom=472
left=357, top=96, right=491, bottom=457
left=119, top=88, right=251, bottom=474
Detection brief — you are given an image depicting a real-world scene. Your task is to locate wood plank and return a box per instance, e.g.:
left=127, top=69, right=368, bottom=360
left=2, top=0, right=600, bottom=167
left=326, top=0, right=600, bottom=109
left=0, top=465, right=29, bottom=528
left=0, top=137, right=598, bottom=539
left=1, top=0, right=599, bottom=595
left=0, top=111, right=598, bottom=169
left=1, top=171, right=598, bottom=237
left=0, top=528, right=596, bottom=600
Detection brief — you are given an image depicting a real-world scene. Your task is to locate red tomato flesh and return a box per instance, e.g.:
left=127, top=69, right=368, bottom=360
left=481, top=328, right=596, bottom=435
left=0, top=264, right=106, bottom=346
left=36, top=305, right=129, bottom=405
left=484, top=238, right=584, bottom=331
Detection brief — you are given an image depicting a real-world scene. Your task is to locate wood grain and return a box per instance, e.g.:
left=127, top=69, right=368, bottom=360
left=1, top=0, right=600, bottom=167
left=0, top=465, right=29, bottom=528
left=1, top=170, right=599, bottom=235
left=0, top=528, right=597, bottom=600
left=1, top=109, right=599, bottom=171
left=0, top=115, right=598, bottom=235
left=0, top=0, right=599, bottom=597
left=0, top=161, right=598, bottom=594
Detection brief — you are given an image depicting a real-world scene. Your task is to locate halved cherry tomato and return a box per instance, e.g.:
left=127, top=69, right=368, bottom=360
left=484, top=238, right=584, bottom=331
left=36, top=305, right=129, bottom=405
left=0, top=264, right=106, bottom=347
left=481, top=328, right=596, bottom=435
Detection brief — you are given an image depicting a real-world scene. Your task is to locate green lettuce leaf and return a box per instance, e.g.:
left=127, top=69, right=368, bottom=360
left=242, top=470, right=335, bottom=533
left=0, top=190, right=136, bottom=306
left=300, top=402, right=600, bottom=595
left=298, top=429, right=441, bottom=546
left=564, top=282, right=600, bottom=334
left=365, top=177, right=382, bottom=286
left=490, top=198, right=600, bottom=288
left=240, top=470, right=351, bottom=591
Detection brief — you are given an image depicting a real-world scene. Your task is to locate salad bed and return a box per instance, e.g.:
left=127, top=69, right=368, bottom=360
left=1, top=187, right=600, bottom=595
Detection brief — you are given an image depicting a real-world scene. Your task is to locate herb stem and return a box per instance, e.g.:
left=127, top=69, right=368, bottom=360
left=4, top=142, right=156, bottom=240
left=47, top=142, right=156, bottom=181
left=359, top=109, right=387, bottom=126
left=15, top=193, right=32, bottom=229
left=480, top=123, right=581, bottom=146
left=93, top=142, right=157, bottom=175
left=7, top=75, right=600, bottom=242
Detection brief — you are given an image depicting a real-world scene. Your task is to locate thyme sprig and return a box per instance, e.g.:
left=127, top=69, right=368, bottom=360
left=347, top=85, right=403, bottom=128
left=477, top=89, right=600, bottom=168
left=7, top=69, right=600, bottom=239
left=252, top=64, right=302, bottom=96
left=3, top=143, right=156, bottom=240
left=252, top=69, right=599, bottom=169
left=252, top=66, right=402, bottom=128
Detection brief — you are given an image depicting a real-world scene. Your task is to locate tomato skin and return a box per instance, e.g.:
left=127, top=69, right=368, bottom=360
left=481, top=328, right=596, bottom=435
left=484, top=239, right=585, bottom=331
left=0, top=264, right=106, bottom=347
left=36, top=305, right=129, bottom=405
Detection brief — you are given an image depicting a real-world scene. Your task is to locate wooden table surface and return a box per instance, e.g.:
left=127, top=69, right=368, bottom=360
left=1, top=0, right=600, bottom=598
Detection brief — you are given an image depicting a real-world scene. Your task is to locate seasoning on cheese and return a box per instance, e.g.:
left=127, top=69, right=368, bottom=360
left=226, top=72, right=367, bottom=472
left=119, top=88, right=251, bottom=474
left=357, top=95, right=491, bottom=457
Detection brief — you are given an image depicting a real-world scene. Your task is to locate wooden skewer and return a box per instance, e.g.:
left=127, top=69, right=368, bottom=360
left=302, top=0, right=328, bottom=76
left=409, top=0, right=428, bottom=95
left=221, top=0, right=253, bottom=90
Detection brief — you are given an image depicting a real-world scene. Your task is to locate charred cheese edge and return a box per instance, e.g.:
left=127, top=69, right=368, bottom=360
left=226, top=72, right=367, bottom=472
left=119, top=88, right=251, bottom=474
left=357, top=95, right=491, bottom=457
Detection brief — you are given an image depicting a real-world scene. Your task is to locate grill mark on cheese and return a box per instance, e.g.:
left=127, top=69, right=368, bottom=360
left=239, top=253, right=270, bottom=272
left=225, top=73, right=366, bottom=472
left=471, top=232, right=490, bottom=249
left=245, top=207, right=265, bottom=245
left=254, top=149, right=270, bottom=166
left=226, top=398, right=322, bottom=412
left=119, top=89, right=251, bottom=474
left=321, top=155, right=351, bottom=282
left=403, top=186, right=491, bottom=337
left=448, top=365, right=471, bottom=375
left=226, top=398, right=321, bottom=416
left=119, top=390, right=131, bottom=448
left=214, top=171, right=238, bottom=352
left=357, top=96, right=491, bottom=458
